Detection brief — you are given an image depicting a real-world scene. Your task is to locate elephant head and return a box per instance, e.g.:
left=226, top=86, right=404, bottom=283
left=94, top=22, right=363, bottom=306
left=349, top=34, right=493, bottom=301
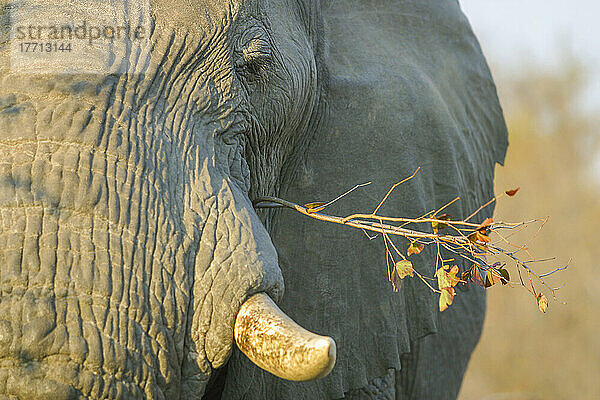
left=220, top=1, right=509, bottom=399
left=0, top=0, right=509, bottom=399
left=0, top=0, right=333, bottom=398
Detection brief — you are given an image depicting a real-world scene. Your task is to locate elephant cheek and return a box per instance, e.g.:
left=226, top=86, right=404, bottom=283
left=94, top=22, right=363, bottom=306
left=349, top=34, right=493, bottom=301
left=0, top=206, right=192, bottom=398
left=0, top=113, right=193, bottom=397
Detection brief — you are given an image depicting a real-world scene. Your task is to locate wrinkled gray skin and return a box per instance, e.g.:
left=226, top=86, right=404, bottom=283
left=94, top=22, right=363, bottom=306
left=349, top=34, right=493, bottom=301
left=224, top=2, right=508, bottom=399
left=0, top=0, right=507, bottom=399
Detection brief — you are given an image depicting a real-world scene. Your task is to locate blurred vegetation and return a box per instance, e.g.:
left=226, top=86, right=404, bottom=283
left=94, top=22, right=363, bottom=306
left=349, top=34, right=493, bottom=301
left=460, top=58, right=600, bottom=399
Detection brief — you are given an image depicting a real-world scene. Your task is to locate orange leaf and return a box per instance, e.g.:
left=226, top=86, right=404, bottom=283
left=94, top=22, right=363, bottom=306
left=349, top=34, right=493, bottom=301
left=537, top=293, right=548, bottom=313
left=407, top=242, right=425, bottom=256
left=476, top=217, right=494, bottom=232
left=505, top=187, right=520, bottom=197
left=468, top=231, right=491, bottom=244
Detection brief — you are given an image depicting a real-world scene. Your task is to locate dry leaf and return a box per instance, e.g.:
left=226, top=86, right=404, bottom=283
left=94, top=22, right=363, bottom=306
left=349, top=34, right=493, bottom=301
left=537, top=293, right=548, bottom=313
left=436, top=265, right=459, bottom=311
left=505, top=187, right=520, bottom=197
left=432, top=213, right=451, bottom=234
left=470, top=266, right=485, bottom=287
left=499, top=268, right=510, bottom=285
left=391, top=260, right=414, bottom=291
left=436, top=266, right=451, bottom=289
left=407, top=242, right=425, bottom=256
left=394, top=260, right=414, bottom=279
left=468, top=231, right=491, bottom=244
left=438, top=287, right=455, bottom=312
left=485, top=270, right=502, bottom=288
left=461, top=268, right=472, bottom=281
left=448, top=265, right=461, bottom=287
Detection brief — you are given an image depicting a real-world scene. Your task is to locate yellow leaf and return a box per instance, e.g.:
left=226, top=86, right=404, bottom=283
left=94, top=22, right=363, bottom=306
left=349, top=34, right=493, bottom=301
left=537, top=293, right=548, bottom=313
left=436, top=265, right=458, bottom=311
left=394, top=260, right=414, bottom=279
left=391, top=260, right=414, bottom=292
left=448, top=265, right=461, bottom=287
left=439, top=287, right=455, bottom=312
left=436, top=265, right=450, bottom=288
left=407, top=242, right=425, bottom=256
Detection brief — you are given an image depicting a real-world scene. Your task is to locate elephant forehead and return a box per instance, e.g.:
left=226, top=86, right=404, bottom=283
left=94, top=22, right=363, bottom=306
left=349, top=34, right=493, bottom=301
left=151, top=0, right=243, bottom=32
left=150, top=0, right=312, bottom=39
left=150, top=0, right=287, bottom=35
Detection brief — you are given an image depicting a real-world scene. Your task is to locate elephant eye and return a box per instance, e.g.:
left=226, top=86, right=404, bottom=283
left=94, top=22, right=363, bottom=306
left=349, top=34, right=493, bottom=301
left=236, top=27, right=272, bottom=77
left=243, top=37, right=271, bottom=65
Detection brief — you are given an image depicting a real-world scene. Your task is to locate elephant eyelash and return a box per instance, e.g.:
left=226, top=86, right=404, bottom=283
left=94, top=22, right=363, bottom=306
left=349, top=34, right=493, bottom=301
left=243, top=37, right=271, bottom=65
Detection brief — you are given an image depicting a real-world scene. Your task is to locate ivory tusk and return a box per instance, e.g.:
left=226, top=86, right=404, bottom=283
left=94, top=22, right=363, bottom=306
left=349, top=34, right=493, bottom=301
left=234, top=293, right=336, bottom=381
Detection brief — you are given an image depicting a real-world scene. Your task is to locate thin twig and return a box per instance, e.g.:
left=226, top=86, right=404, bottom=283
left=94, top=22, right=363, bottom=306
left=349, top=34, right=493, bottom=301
left=319, top=182, right=372, bottom=211
left=433, top=196, right=461, bottom=217
left=372, top=167, right=421, bottom=215
left=464, top=194, right=503, bottom=222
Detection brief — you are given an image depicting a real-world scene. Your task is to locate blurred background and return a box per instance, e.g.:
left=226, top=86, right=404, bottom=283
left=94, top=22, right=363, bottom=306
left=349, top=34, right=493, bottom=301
left=457, top=1, right=600, bottom=399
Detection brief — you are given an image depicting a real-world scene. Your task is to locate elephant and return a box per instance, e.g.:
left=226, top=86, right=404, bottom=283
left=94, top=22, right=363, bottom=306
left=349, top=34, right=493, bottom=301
left=221, top=2, right=508, bottom=399
left=0, top=0, right=507, bottom=399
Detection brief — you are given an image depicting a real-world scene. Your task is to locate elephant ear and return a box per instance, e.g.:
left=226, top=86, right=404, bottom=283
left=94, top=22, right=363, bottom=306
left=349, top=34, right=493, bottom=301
left=222, top=1, right=508, bottom=399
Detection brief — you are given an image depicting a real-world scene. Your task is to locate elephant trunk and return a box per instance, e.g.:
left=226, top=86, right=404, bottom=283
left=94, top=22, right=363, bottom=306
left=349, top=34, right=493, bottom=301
left=234, top=293, right=336, bottom=381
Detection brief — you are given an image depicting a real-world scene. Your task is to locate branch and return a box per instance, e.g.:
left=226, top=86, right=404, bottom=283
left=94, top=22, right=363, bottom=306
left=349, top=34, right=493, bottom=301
left=253, top=172, right=565, bottom=313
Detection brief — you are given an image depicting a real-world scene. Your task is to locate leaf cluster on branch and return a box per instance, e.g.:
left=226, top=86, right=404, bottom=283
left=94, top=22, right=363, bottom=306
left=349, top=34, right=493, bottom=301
left=254, top=168, right=567, bottom=313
